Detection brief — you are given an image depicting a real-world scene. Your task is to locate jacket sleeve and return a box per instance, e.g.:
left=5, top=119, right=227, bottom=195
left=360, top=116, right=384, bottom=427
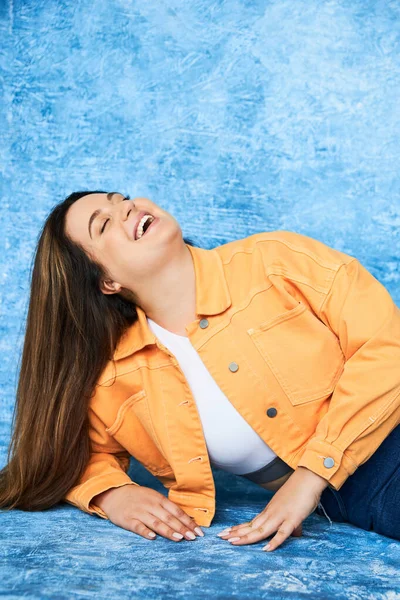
left=63, top=409, right=140, bottom=519
left=296, top=257, right=400, bottom=490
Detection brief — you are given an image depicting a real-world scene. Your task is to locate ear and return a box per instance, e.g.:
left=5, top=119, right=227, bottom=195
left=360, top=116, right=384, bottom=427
left=100, top=279, right=122, bottom=295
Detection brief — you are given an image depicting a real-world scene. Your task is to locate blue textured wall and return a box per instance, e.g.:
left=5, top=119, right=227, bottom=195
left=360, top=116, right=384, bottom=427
left=1, top=1, right=399, bottom=597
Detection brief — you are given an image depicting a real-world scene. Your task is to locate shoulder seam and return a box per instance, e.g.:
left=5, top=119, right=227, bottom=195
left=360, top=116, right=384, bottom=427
left=220, top=233, right=345, bottom=272
left=254, top=234, right=344, bottom=271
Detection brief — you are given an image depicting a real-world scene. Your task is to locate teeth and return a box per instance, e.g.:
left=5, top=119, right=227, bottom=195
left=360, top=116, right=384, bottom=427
left=136, top=214, right=154, bottom=240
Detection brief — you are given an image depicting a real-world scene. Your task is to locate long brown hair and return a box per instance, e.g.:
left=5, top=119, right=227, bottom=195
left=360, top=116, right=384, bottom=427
left=0, top=191, right=198, bottom=511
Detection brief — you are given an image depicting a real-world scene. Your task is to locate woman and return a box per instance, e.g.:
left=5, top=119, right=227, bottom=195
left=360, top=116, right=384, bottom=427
left=1, top=191, right=399, bottom=552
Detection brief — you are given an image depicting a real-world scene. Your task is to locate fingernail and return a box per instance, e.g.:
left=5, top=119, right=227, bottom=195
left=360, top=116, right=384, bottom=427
left=172, top=532, right=184, bottom=540
left=262, top=543, right=272, bottom=551
left=186, top=531, right=196, bottom=540
left=227, top=537, right=240, bottom=543
left=194, top=527, right=204, bottom=537
left=217, top=528, right=231, bottom=536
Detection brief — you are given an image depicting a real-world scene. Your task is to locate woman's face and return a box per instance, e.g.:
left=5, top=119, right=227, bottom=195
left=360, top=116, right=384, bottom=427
left=65, top=192, right=183, bottom=294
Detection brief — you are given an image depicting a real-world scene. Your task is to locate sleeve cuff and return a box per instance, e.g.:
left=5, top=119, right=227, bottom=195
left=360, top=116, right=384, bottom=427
left=295, top=438, right=359, bottom=490
left=66, top=472, right=140, bottom=519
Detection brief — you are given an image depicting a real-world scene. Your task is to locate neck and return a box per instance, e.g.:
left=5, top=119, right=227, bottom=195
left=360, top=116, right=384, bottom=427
left=137, top=244, right=197, bottom=334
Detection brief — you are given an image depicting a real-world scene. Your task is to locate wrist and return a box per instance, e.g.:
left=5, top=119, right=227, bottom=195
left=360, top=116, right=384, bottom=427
left=91, top=487, right=119, bottom=511
left=295, top=466, right=330, bottom=493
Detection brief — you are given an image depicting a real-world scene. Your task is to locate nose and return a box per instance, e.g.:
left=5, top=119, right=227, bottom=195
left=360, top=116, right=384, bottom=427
left=121, top=199, right=139, bottom=237
left=122, top=199, right=134, bottom=221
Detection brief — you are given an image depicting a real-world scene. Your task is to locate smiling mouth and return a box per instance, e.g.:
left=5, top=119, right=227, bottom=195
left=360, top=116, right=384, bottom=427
left=136, top=216, right=157, bottom=240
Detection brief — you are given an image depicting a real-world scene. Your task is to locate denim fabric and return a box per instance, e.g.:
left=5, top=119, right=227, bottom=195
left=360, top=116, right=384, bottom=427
left=316, top=424, right=400, bottom=541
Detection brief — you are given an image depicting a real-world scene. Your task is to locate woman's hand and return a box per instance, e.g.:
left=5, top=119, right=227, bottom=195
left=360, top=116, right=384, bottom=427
left=91, top=485, right=204, bottom=542
left=217, top=467, right=330, bottom=552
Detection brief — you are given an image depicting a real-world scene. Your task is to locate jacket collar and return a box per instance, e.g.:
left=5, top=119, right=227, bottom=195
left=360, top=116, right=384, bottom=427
left=113, top=242, right=232, bottom=360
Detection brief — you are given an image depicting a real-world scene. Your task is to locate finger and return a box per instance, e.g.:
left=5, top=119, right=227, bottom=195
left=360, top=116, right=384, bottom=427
left=225, top=519, right=276, bottom=546
left=217, top=526, right=245, bottom=537
left=161, top=498, right=204, bottom=536
left=218, top=517, right=263, bottom=538
left=218, top=523, right=255, bottom=539
left=226, top=519, right=302, bottom=548
left=150, top=505, right=200, bottom=542
left=124, top=517, right=158, bottom=540
left=133, top=513, right=188, bottom=542
left=262, top=520, right=297, bottom=552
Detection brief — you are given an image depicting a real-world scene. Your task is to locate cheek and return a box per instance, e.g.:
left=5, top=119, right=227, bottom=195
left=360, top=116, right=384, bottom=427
left=98, top=239, right=124, bottom=276
left=101, top=243, right=134, bottom=282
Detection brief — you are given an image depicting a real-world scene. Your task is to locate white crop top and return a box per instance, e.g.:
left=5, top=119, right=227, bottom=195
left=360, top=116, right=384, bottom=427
left=147, top=317, right=277, bottom=475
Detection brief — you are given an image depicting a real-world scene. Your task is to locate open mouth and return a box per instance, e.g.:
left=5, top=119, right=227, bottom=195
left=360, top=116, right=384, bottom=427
left=136, top=215, right=157, bottom=240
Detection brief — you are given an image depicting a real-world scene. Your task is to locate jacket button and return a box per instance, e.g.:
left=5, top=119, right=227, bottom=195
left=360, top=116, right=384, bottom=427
left=266, top=407, right=277, bottom=418
left=323, top=458, right=335, bottom=468
left=229, top=362, right=239, bottom=372
left=199, top=319, right=209, bottom=329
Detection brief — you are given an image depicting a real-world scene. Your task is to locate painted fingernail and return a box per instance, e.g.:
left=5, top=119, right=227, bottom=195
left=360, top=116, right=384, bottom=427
left=217, top=528, right=231, bottom=536
left=194, top=527, right=204, bottom=537
left=185, top=531, right=196, bottom=540
left=227, top=537, right=240, bottom=543
left=262, top=544, right=272, bottom=551
left=173, top=532, right=184, bottom=540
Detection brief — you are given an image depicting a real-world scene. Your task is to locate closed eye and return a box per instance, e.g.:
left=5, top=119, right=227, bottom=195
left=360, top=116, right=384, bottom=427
left=100, top=195, right=131, bottom=234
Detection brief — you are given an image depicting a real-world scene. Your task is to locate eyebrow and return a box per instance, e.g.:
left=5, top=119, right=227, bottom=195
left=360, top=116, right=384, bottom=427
left=88, top=192, right=119, bottom=239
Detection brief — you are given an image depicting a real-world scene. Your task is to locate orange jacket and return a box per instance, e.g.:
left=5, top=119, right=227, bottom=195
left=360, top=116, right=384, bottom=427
left=64, top=230, right=400, bottom=527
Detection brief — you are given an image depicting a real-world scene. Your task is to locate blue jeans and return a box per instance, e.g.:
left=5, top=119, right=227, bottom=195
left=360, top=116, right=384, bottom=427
left=316, top=424, right=400, bottom=541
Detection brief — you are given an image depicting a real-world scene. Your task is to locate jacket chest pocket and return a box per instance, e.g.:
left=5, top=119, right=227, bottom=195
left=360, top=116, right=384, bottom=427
left=248, top=302, right=345, bottom=406
left=105, top=390, right=173, bottom=477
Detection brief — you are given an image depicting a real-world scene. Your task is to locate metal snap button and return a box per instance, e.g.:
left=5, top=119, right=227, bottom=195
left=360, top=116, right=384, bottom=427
left=323, top=457, right=335, bottom=468
left=266, top=407, right=277, bottom=418
left=199, top=319, right=209, bottom=329
left=229, top=362, right=239, bottom=372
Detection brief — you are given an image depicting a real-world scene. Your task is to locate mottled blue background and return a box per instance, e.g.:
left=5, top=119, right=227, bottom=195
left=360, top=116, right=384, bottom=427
left=1, top=0, right=400, bottom=598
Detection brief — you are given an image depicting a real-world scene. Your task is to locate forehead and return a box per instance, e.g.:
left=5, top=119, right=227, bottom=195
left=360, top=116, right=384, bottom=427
left=66, top=192, right=124, bottom=244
